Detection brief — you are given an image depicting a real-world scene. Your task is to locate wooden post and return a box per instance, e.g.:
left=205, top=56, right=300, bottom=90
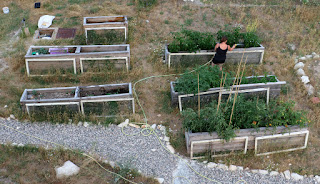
left=198, top=73, right=200, bottom=117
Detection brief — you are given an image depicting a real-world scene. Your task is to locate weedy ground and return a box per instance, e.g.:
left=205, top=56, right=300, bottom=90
left=0, top=0, right=319, bottom=178
left=0, top=144, right=158, bottom=184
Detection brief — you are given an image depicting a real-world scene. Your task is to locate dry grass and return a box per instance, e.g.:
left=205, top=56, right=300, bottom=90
left=0, top=0, right=320, bottom=176
left=0, top=144, right=158, bottom=184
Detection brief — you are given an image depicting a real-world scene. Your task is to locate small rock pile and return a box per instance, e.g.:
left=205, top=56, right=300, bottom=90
left=293, top=52, right=319, bottom=96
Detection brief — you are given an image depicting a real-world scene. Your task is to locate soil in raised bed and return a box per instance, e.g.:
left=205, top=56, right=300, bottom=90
left=79, top=87, right=129, bottom=97
left=27, top=91, right=75, bottom=100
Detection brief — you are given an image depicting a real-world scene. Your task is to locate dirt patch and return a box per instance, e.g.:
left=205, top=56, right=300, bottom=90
left=27, top=91, right=75, bottom=100
left=80, top=87, right=129, bottom=97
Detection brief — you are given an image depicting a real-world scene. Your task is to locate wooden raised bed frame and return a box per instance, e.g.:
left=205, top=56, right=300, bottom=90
left=170, top=75, right=286, bottom=106
left=164, top=44, right=265, bottom=68
left=83, top=15, right=128, bottom=43
left=20, top=83, right=134, bottom=116
left=33, top=28, right=58, bottom=40
left=25, top=44, right=130, bottom=76
left=186, top=126, right=309, bottom=159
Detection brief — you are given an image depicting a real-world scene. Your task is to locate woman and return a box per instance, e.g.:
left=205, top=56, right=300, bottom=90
left=211, top=36, right=236, bottom=70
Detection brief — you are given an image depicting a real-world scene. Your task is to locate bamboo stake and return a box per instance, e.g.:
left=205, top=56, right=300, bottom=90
left=229, top=56, right=248, bottom=126
left=217, top=71, right=224, bottom=112
left=225, top=50, right=246, bottom=106
left=198, top=72, right=200, bottom=117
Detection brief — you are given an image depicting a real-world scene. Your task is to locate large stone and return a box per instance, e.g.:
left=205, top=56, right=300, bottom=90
left=217, top=164, right=228, bottom=170
left=301, top=76, right=310, bottom=84
left=270, top=171, right=279, bottom=176
left=284, top=170, right=291, bottom=180
left=296, top=68, right=306, bottom=76
left=237, top=166, right=244, bottom=171
left=229, top=165, right=237, bottom=171
left=164, top=136, right=170, bottom=142
left=313, top=54, right=320, bottom=59
left=166, top=145, right=175, bottom=154
left=259, top=170, right=268, bottom=175
left=207, top=162, right=217, bottom=168
left=156, top=178, right=164, bottom=183
left=291, top=173, right=303, bottom=180
left=118, top=119, right=129, bottom=128
left=315, top=175, right=320, bottom=183
left=306, top=55, right=313, bottom=59
left=304, top=84, right=314, bottom=95
left=151, top=124, right=157, bottom=130
left=294, top=62, right=305, bottom=70
left=83, top=122, right=89, bottom=127
left=55, top=161, right=80, bottom=179
left=129, top=123, right=140, bottom=128
left=9, top=114, right=15, bottom=119
left=251, top=169, right=259, bottom=173
left=299, top=57, right=306, bottom=61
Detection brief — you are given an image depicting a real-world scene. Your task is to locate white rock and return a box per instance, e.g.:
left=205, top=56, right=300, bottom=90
left=245, top=167, right=250, bottom=171
left=160, top=126, right=166, bottom=131
left=4, top=105, right=7, bottom=108
left=229, top=165, right=237, bottom=171
left=83, top=122, right=89, bottom=127
left=207, top=162, right=217, bottom=168
left=9, top=114, right=15, bottom=119
left=270, top=171, right=279, bottom=176
left=77, top=121, right=82, bottom=126
left=284, top=170, right=291, bottom=180
left=259, top=170, right=268, bottom=175
left=301, top=76, right=310, bottom=84
left=11, top=143, right=18, bottom=146
left=251, top=169, right=259, bottom=173
left=166, top=145, right=175, bottom=154
left=304, top=84, right=314, bottom=95
left=294, top=62, right=305, bottom=70
left=287, top=43, right=296, bottom=51
left=55, top=161, right=80, bottom=179
left=129, top=123, right=140, bottom=128
left=308, top=175, right=314, bottom=178
left=291, top=173, right=303, bottom=180
left=280, top=172, right=285, bottom=178
left=299, top=56, right=306, bottom=61
left=156, top=178, right=164, bottom=183
left=18, top=143, right=24, bottom=147
left=151, top=124, right=157, bottom=130
left=6, top=117, right=10, bottom=121
left=306, top=55, right=313, bottom=59
left=103, top=160, right=116, bottom=168
left=315, top=175, right=320, bottom=183
left=296, top=68, right=306, bottom=76
left=203, top=161, right=208, bottom=164
left=157, top=125, right=162, bottom=130
left=118, top=119, right=129, bottom=128
left=151, top=149, right=156, bottom=152
left=294, top=58, right=299, bottom=64
left=312, top=52, right=317, bottom=57
left=313, top=54, right=320, bottom=59
left=217, top=164, right=228, bottom=170
left=157, top=114, right=161, bottom=117
left=164, top=136, right=170, bottom=142
left=237, top=166, right=244, bottom=171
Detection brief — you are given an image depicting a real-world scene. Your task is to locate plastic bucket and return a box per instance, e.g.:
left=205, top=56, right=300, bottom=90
left=3, top=7, right=9, bottom=14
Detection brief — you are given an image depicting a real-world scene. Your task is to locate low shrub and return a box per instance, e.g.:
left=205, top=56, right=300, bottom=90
left=182, top=96, right=309, bottom=141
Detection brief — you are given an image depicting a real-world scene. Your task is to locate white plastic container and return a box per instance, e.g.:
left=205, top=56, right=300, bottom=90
left=3, top=7, right=9, bottom=14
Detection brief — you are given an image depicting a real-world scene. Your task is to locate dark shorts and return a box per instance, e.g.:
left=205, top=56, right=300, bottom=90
left=212, top=58, right=226, bottom=64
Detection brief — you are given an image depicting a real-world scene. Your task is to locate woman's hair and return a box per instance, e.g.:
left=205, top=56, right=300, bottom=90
left=220, top=36, right=228, bottom=43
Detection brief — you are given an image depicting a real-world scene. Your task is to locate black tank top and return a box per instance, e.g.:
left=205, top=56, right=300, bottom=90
left=214, top=46, right=228, bottom=61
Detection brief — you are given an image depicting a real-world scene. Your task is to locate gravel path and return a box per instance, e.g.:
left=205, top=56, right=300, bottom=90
left=0, top=118, right=316, bottom=184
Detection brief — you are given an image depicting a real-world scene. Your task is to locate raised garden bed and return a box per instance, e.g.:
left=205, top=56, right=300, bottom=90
left=33, top=28, right=58, bottom=40
left=181, top=97, right=309, bottom=158
left=83, top=15, right=128, bottom=43
left=170, top=75, right=286, bottom=106
left=25, top=45, right=130, bottom=76
left=186, top=126, right=309, bottom=158
left=20, top=83, right=134, bottom=116
left=165, top=44, right=265, bottom=67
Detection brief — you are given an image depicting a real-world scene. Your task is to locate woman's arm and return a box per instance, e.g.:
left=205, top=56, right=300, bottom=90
left=228, top=44, right=237, bottom=51
left=214, top=43, right=219, bottom=52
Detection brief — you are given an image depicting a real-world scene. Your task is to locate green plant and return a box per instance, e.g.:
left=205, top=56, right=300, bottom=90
left=243, top=32, right=261, bottom=48
left=137, top=0, right=157, bottom=9
left=168, top=29, right=215, bottom=53
left=164, top=20, right=169, bottom=24
left=175, top=66, right=277, bottom=94
left=182, top=96, right=309, bottom=141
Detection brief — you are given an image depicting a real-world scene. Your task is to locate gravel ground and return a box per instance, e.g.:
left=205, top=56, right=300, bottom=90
left=0, top=118, right=317, bottom=184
